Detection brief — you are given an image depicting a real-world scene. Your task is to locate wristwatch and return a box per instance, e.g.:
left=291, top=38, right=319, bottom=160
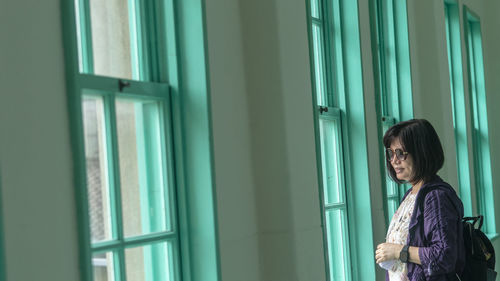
left=399, top=245, right=410, bottom=263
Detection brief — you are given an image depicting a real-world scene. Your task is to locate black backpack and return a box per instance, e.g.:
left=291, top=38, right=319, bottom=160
left=459, top=215, right=497, bottom=281
left=417, top=187, right=497, bottom=281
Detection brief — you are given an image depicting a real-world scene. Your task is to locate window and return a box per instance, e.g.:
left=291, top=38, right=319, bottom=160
left=62, top=0, right=220, bottom=280
left=463, top=7, right=496, bottom=235
left=371, top=0, right=414, bottom=223
left=443, top=0, right=472, bottom=216
left=308, top=0, right=375, bottom=280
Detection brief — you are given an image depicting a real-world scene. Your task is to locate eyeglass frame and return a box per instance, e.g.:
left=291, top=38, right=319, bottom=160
left=385, top=148, right=409, bottom=162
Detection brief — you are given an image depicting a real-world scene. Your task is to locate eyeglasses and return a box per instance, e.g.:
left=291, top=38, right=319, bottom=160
left=385, top=148, right=409, bottom=162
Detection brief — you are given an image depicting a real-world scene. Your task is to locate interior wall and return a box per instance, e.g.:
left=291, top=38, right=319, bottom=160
left=408, top=0, right=500, bottom=279
left=0, top=0, right=80, bottom=281
left=204, top=0, right=261, bottom=280
left=205, top=0, right=327, bottom=280
left=357, top=0, right=387, bottom=279
left=407, top=0, right=459, bottom=190
left=479, top=0, right=500, bottom=277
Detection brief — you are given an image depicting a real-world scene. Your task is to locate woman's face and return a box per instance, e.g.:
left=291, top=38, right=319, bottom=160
left=388, top=138, right=414, bottom=182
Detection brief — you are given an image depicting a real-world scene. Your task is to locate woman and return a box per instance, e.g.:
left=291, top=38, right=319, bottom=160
left=375, top=119, right=465, bottom=281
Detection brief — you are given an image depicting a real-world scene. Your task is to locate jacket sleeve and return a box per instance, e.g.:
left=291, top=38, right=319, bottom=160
left=417, top=189, right=459, bottom=278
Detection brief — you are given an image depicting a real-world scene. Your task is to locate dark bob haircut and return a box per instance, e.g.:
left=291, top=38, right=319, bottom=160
left=383, top=119, right=444, bottom=184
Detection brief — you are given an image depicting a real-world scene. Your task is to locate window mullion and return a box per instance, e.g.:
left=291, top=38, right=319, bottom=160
left=136, top=0, right=155, bottom=81
left=104, top=93, right=128, bottom=281
left=324, top=203, right=347, bottom=210
left=77, top=74, right=169, bottom=98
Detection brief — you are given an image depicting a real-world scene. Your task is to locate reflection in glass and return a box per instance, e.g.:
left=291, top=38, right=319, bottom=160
left=326, top=209, right=349, bottom=281
left=387, top=199, right=398, bottom=222
left=319, top=118, right=342, bottom=204
left=93, top=252, right=116, bottom=281
left=125, top=242, right=176, bottom=281
left=116, top=99, right=170, bottom=237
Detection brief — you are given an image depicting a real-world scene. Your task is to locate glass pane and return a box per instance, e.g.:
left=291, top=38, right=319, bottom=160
left=93, top=252, right=116, bottom=281
left=88, top=0, right=136, bottom=79
left=319, top=118, right=342, bottom=204
left=125, top=242, right=176, bottom=281
left=312, top=23, right=327, bottom=106
left=326, top=209, right=349, bottom=281
left=311, top=0, right=320, bottom=19
left=387, top=199, right=398, bottom=222
left=82, top=96, right=114, bottom=242
left=386, top=177, right=397, bottom=197
left=380, top=1, right=398, bottom=115
left=116, top=99, right=170, bottom=237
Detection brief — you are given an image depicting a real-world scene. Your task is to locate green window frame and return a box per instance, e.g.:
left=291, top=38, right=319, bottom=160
left=463, top=7, right=497, bottom=235
left=370, top=0, right=414, bottom=223
left=307, top=0, right=375, bottom=280
left=61, top=0, right=220, bottom=280
left=443, top=0, right=472, bottom=216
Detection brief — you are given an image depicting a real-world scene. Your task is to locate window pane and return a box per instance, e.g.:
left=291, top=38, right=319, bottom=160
left=88, top=0, right=135, bottom=79
left=386, top=177, right=397, bottom=197
left=82, top=96, right=114, bottom=242
left=93, top=252, right=116, bottom=281
left=125, top=242, right=176, bottom=281
left=116, top=99, right=171, bottom=237
left=326, top=209, right=349, bottom=281
left=319, top=118, right=342, bottom=204
left=387, top=199, right=398, bottom=222
left=312, top=24, right=327, bottom=106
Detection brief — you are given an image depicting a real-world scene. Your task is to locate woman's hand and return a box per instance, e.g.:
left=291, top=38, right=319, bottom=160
left=375, top=243, right=404, bottom=263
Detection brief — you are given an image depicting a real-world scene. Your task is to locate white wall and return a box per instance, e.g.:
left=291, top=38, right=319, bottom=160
left=205, top=0, right=326, bottom=280
left=204, top=0, right=260, bottom=280
left=480, top=0, right=500, bottom=277
left=0, top=0, right=80, bottom=281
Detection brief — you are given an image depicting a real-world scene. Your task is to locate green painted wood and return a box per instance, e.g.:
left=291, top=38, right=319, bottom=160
left=463, top=7, right=496, bottom=235
left=337, top=0, right=376, bottom=279
left=444, top=1, right=473, bottom=216
left=367, top=0, right=392, bottom=229
left=61, top=0, right=94, bottom=279
left=78, top=75, right=169, bottom=97
left=164, top=0, right=221, bottom=280
left=307, top=0, right=377, bottom=279
left=105, top=93, right=128, bottom=281
left=370, top=0, right=414, bottom=224
left=75, top=0, right=94, bottom=73
left=305, top=1, right=332, bottom=280
left=393, top=0, right=413, bottom=121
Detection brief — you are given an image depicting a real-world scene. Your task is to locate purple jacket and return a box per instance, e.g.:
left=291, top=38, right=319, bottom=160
left=386, top=176, right=465, bottom=281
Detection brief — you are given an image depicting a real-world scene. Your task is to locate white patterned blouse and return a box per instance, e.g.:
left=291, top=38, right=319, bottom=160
left=385, top=192, right=418, bottom=281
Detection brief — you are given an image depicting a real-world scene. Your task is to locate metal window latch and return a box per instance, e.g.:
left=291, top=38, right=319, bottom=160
left=319, top=106, right=328, bottom=114
left=119, top=79, right=130, bottom=92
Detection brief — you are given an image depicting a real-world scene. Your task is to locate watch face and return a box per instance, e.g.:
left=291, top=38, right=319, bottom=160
left=400, top=251, right=408, bottom=262
left=400, top=246, right=409, bottom=263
